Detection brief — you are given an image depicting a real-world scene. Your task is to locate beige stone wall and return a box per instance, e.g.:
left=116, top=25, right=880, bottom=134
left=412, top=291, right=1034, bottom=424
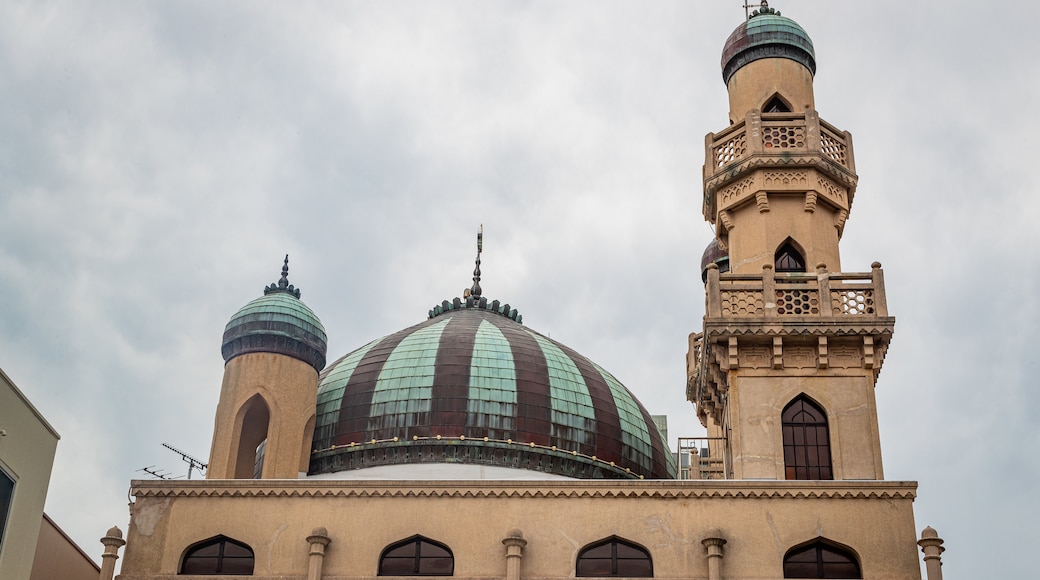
left=727, top=58, right=815, bottom=122
left=118, top=479, right=921, bottom=580
left=207, top=353, right=319, bottom=479
left=0, top=368, right=59, bottom=580
left=29, top=513, right=100, bottom=580
left=725, top=192, right=843, bottom=275
left=727, top=371, right=883, bottom=481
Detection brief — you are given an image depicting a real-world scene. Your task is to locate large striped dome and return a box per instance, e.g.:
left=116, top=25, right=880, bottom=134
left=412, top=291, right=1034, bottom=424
left=309, top=299, right=676, bottom=480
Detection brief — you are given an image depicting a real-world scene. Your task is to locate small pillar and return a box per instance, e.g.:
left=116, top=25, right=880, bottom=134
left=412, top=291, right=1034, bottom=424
left=917, top=526, right=945, bottom=580
left=99, top=526, right=125, bottom=580
left=306, top=527, right=332, bottom=580
left=502, top=529, right=528, bottom=580
left=702, top=530, right=726, bottom=580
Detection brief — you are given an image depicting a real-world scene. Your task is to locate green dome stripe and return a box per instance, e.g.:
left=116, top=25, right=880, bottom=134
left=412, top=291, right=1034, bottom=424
left=369, top=319, right=450, bottom=419
left=528, top=332, right=595, bottom=447
left=316, top=338, right=381, bottom=423
left=226, top=293, right=325, bottom=339
left=593, top=363, right=653, bottom=472
left=468, top=320, right=517, bottom=430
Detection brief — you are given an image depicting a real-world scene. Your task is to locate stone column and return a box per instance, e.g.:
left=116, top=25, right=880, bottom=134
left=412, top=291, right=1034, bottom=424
left=306, top=527, right=332, bottom=580
left=99, top=526, right=125, bottom=580
left=917, top=526, right=945, bottom=580
left=502, top=530, right=527, bottom=580
left=701, top=530, right=726, bottom=580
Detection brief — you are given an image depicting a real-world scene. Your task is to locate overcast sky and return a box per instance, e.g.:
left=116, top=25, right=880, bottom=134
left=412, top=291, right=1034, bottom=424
left=1, top=0, right=1036, bottom=576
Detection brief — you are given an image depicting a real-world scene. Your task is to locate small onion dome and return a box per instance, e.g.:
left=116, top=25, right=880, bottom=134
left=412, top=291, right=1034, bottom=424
left=721, top=3, right=816, bottom=85
left=310, top=303, right=677, bottom=480
left=221, top=256, right=328, bottom=373
left=700, top=239, right=730, bottom=283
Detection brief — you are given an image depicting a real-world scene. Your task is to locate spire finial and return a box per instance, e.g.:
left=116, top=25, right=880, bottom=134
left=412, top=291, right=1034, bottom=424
left=264, top=254, right=301, bottom=298
left=470, top=225, right=483, bottom=298
left=279, top=254, right=290, bottom=288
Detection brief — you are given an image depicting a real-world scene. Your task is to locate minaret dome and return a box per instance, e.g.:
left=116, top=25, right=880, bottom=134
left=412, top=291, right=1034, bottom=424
left=721, top=2, right=817, bottom=122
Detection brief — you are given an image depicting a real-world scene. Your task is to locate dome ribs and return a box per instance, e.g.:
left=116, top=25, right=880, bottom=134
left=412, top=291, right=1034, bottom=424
left=331, top=325, right=416, bottom=446
left=635, top=399, right=670, bottom=480
left=484, top=315, right=553, bottom=447
left=552, top=341, right=625, bottom=468
left=430, top=314, right=478, bottom=437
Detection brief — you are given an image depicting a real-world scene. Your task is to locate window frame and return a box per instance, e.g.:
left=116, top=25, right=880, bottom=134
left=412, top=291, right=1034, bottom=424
left=782, top=395, right=833, bottom=480
left=378, top=535, right=454, bottom=576
left=783, top=539, right=862, bottom=578
left=0, top=463, right=14, bottom=560
left=179, top=535, right=255, bottom=576
left=576, top=536, right=653, bottom=578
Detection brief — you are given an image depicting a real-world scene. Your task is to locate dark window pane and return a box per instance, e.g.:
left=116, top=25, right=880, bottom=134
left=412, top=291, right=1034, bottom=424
left=616, top=559, right=652, bottom=577
left=182, top=558, right=219, bottom=574
left=419, top=557, right=453, bottom=574
left=223, top=543, right=253, bottom=557
left=614, top=544, right=646, bottom=559
left=420, top=542, right=451, bottom=558
left=386, top=543, right=416, bottom=558
left=583, top=544, right=613, bottom=559
left=784, top=542, right=860, bottom=579
left=381, top=558, right=415, bottom=575
left=220, top=557, right=254, bottom=575
left=577, top=559, right=614, bottom=576
left=191, top=544, right=221, bottom=557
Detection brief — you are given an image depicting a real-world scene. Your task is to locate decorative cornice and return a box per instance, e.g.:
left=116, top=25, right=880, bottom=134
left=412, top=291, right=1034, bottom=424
left=703, top=317, right=896, bottom=339
left=130, top=479, right=918, bottom=501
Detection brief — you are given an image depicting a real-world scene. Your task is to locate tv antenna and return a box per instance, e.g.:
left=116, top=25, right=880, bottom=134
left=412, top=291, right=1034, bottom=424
left=162, top=443, right=208, bottom=479
left=136, top=465, right=171, bottom=480
left=744, top=1, right=767, bottom=20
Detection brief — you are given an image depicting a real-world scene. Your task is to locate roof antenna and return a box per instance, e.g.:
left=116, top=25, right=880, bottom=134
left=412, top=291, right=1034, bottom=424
left=161, top=443, right=208, bottom=480
left=469, top=225, right=483, bottom=298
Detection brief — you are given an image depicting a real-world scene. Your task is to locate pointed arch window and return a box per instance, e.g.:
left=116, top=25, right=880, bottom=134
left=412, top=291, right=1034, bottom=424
left=775, top=240, right=806, bottom=273
left=783, top=396, right=833, bottom=480
left=576, top=537, right=653, bottom=577
left=764, top=94, right=792, bottom=113
left=783, top=540, right=861, bottom=578
left=379, top=536, right=454, bottom=576
left=180, top=535, right=254, bottom=575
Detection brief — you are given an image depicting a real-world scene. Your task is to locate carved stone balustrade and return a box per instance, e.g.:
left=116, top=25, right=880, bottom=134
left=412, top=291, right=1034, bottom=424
left=703, top=111, right=857, bottom=223
left=688, top=262, right=895, bottom=426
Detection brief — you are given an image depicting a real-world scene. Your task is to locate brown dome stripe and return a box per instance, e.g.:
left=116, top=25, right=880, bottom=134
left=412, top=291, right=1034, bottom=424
left=552, top=341, right=624, bottom=467
left=332, top=322, right=423, bottom=445
left=430, top=313, right=478, bottom=436
left=636, top=400, right=669, bottom=479
left=484, top=315, right=552, bottom=447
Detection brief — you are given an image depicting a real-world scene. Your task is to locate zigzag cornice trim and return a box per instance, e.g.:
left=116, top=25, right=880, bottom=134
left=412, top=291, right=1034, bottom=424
left=705, top=155, right=859, bottom=198
left=703, top=319, right=895, bottom=339
left=130, top=480, right=917, bottom=500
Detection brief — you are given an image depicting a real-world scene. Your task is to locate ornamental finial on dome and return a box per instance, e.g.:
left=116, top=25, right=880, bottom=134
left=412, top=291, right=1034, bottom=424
left=264, top=254, right=301, bottom=298
left=469, top=225, right=483, bottom=298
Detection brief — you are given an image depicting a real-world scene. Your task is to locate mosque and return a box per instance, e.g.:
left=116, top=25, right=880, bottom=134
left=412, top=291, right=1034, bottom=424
left=104, top=4, right=946, bottom=580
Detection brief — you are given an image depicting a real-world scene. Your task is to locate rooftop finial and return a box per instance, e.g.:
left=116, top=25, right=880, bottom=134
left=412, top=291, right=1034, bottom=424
left=470, top=225, right=483, bottom=298
left=279, top=254, right=290, bottom=288
left=264, top=254, right=301, bottom=298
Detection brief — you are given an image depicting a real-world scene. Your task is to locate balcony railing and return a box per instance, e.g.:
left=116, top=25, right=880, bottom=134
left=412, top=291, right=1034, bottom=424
left=706, top=262, right=888, bottom=320
left=705, top=111, right=855, bottom=179
left=676, top=437, right=728, bottom=480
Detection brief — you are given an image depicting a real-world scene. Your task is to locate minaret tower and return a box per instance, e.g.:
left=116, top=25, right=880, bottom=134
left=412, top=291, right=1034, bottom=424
left=208, top=256, right=328, bottom=479
left=688, top=3, right=895, bottom=481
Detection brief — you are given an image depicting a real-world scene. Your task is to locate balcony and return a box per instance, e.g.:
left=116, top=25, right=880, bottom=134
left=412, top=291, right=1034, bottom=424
left=703, top=111, right=858, bottom=221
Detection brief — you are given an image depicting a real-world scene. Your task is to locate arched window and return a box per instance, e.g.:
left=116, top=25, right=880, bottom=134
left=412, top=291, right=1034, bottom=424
left=379, top=536, right=453, bottom=576
left=180, top=535, right=254, bottom=575
left=783, top=396, right=833, bottom=480
left=783, top=540, right=861, bottom=578
left=576, top=537, right=653, bottom=577
left=764, top=94, right=792, bottom=113
left=775, top=240, right=806, bottom=273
